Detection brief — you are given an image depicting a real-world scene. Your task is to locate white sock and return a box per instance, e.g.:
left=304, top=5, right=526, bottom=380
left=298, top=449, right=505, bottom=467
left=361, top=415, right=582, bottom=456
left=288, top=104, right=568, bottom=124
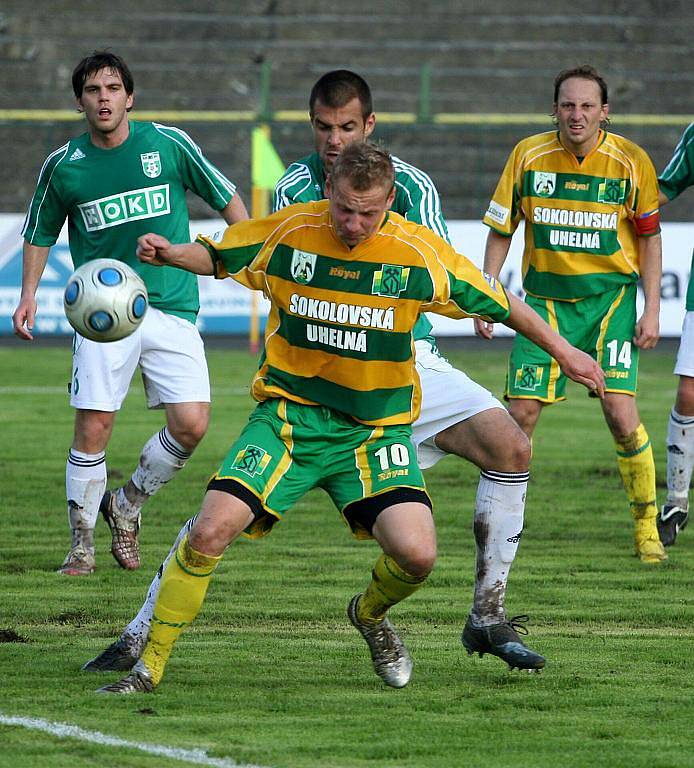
left=471, top=470, right=528, bottom=627
left=65, top=449, right=107, bottom=528
left=123, top=515, right=197, bottom=645
left=118, top=427, right=192, bottom=522
left=666, top=409, right=694, bottom=510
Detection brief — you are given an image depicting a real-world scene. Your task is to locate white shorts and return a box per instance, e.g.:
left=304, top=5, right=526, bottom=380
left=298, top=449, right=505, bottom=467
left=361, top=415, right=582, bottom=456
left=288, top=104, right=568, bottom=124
left=412, top=339, right=504, bottom=469
left=70, top=307, right=210, bottom=411
left=674, top=312, right=694, bottom=377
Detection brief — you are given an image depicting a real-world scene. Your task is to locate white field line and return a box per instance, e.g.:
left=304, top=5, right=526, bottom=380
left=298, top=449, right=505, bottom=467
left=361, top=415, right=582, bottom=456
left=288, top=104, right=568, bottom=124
left=0, top=386, right=249, bottom=396
left=0, top=712, right=268, bottom=768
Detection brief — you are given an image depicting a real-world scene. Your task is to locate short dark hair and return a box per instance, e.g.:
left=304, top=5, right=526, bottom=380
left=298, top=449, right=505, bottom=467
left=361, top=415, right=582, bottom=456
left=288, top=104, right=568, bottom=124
left=330, top=142, right=394, bottom=192
left=554, top=65, right=608, bottom=105
left=72, top=51, right=134, bottom=99
left=309, top=70, right=373, bottom=121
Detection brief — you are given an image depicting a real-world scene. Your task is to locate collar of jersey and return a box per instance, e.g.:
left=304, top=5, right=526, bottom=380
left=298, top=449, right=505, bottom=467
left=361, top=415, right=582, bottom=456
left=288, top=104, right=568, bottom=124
left=556, top=128, right=607, bottom=166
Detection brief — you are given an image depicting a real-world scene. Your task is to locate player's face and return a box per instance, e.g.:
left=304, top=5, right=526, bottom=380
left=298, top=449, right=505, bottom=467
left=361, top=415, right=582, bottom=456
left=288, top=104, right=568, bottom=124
left=311, top=98, right=376, bottom=172
left=327, top=176, right=395, bottom=248
left=77, top=67, right=133, bottom=146
left=553, top=77, right=608, bottom=156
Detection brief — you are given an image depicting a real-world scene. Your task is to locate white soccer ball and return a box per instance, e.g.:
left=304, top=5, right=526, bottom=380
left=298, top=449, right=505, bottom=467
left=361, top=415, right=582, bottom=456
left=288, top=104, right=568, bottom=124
left=63, top=258, right=148, bottom=342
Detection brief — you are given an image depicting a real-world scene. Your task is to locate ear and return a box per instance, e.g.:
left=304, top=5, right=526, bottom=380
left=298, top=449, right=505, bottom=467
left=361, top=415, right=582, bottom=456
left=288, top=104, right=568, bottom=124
left=126, top=92, right=134, bottom=112
left=76, top=98, right=84, bottom=113
left=601, top=102, right=610, bottom=121
left=364, top=112, right=376, bottom=139
left=385, top=184, right=395, bottom=208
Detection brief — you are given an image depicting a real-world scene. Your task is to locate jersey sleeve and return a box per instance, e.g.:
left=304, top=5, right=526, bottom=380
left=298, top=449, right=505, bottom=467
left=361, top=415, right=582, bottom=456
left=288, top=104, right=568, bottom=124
left=631, top=144, right=661, bottom=237
left=658, top=122, right=694, bottom=201
left=273, top=162, right=319, bottom=211
left=196, top=209, right=292, bottom=291
left=392, top=159, right=450, bottom=243
left=21, top=145, right=71, bottom=247
left=482, top=144, right=523, bottom=236
left=157, top=125, right=236, bottom=211
left=421, top=241, right=511, bottom=323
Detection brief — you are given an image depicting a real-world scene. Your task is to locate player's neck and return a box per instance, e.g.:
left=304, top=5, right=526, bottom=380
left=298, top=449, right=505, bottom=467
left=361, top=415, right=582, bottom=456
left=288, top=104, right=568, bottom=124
left=560, top=129, right=602, bottom=159
left=88, top=119, right=131, bottom=150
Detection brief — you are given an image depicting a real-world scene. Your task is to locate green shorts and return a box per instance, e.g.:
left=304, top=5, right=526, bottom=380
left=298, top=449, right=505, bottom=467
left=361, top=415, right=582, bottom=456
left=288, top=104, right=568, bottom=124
left=506, top=283, right=639, bottom=403
left=207, top=398, right=430, bottom=539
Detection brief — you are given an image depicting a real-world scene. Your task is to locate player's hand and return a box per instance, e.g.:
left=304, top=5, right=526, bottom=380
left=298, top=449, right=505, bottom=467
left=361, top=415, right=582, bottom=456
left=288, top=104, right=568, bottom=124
left=137, top=233, right=173, bottom=266
left=560, top=348, right=606, bottom=399
left=474, top=317, right=495, bottom=339
left=12, top=296, right=37, bottom=341
left=633, top=311, right=659, bottom=349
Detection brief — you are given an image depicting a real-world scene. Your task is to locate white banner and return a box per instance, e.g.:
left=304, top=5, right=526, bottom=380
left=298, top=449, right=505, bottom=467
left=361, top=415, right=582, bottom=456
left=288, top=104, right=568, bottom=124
left=0, top=214, right=690, bottom=337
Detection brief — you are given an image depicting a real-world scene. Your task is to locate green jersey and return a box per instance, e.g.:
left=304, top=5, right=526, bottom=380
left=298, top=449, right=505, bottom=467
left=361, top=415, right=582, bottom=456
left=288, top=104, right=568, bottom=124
left=658, top=123, right=694, bottom=309
left=22, top=120, right=236, bottom=322
left=273, top=151, right=450, bottom=341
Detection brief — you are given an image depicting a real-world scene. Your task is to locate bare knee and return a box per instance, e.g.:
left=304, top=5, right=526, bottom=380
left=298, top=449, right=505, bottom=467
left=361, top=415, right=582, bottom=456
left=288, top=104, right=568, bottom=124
left=391, top=542, right=436, bottom=579
left=187, top=490, right=254, bottom=556
left=171, top=421, right=208, bottom=450
left=73, top=410, right=115, bottom=453
left=167, top=405, right=209, bottom=451
left=491, top=421, right=531, bottom=472
left=508, top=399, right=542, bottom=438
left=675, top=376, right=694, bottom=416
left=601, top=394, right=639, bottom=440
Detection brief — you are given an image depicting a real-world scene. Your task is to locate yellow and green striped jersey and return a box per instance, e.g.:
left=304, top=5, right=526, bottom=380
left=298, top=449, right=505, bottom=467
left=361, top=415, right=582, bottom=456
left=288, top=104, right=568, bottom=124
left=483, top=130, right=660, bottom=301
left=198, top=201, right=510, bottom=426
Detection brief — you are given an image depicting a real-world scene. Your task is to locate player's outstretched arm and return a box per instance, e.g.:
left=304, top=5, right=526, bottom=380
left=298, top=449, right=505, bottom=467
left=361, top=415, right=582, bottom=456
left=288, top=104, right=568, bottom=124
left=137, top=233, right=215, bottom=275
left=474, top=230, right=513, bottom=339
left=504, top=292, right=606, bottom=398
left=12, top=242, right=50, bottom=341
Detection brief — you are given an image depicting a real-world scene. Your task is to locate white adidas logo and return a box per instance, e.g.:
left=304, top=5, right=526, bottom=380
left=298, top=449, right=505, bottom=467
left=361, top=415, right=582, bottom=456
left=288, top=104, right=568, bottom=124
left=69, top=148, right=86, bottom=161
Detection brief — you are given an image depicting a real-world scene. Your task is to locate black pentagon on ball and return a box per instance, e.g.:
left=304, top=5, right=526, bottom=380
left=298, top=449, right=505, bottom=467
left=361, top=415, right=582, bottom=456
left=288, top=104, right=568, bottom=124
left=88, top=310, right=115, bottom=332
left=97, top=267, right=123, bottom=287
left=64, top=279, right=80, bottom=306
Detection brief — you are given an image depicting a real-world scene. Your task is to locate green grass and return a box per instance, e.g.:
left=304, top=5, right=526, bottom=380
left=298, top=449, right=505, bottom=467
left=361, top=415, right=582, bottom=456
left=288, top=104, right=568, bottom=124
left=1, top=339, right=692, bottom=768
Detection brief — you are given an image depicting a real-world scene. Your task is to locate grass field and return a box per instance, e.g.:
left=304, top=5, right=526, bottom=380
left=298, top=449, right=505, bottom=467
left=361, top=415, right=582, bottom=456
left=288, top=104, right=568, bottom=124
left=1, top=338, right=693, bottom=768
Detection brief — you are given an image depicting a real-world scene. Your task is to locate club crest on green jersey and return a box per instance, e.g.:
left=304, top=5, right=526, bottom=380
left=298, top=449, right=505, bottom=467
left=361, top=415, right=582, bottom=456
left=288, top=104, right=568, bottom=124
left=372, top=265, right=410, bottom=297
left=515, top=363, right=545, bottom=391
left=232, top=444, right=272, bottom=476
left=598, top=178, right=627, bottom=204
left=140, top=151, right=162, bottom=179
left=533, top=172, right=556, bottom=197
left=290, top=250, right=317, bottom=284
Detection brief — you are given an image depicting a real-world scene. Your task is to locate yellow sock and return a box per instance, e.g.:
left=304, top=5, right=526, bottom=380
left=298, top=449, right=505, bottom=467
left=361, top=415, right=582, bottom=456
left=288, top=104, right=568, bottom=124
left=357, top=554, right=427, bottom=625
left=140, top=535, right=221, bottom=685
left=615, top=423, right=658, bottom=529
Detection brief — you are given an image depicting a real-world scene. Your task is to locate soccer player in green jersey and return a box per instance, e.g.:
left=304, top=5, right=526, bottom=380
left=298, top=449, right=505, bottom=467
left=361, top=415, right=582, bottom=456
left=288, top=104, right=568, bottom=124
left=477, top=65, right=666, bottom=564
left=12, top=51, right=249, bottom=576
left=93, top=143, right=603, bottom=694
left=85, top=70, right=567, bottom=677
left=657, top=122, right=694, bottom=545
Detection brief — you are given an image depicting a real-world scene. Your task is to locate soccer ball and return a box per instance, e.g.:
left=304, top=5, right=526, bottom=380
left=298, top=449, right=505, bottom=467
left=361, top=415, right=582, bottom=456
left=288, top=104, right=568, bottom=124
left=63, top=259, right=148, bottom=342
